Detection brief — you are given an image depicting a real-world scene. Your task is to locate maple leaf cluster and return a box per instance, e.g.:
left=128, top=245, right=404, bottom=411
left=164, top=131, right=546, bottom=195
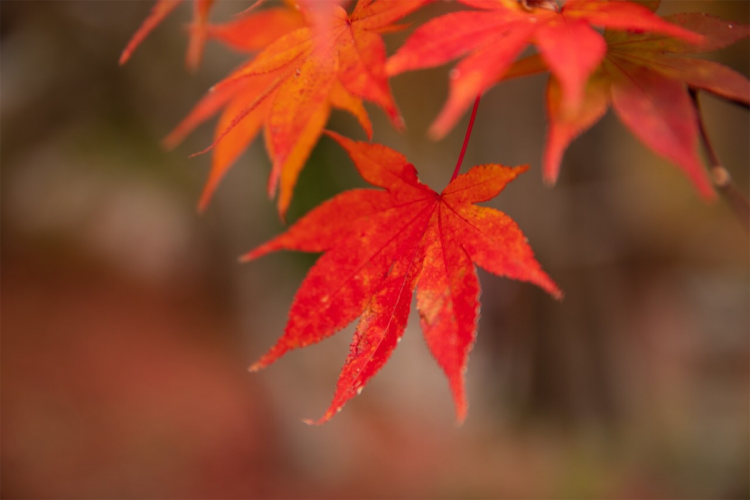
left=121, top=0, right=750, bottom=423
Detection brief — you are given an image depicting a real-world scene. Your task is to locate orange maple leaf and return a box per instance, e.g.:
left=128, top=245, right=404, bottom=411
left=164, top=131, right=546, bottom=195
left=120, top=0, right=215, bottom=71
left=386, top=0, right=702, bottom=140
left=242, top=132, right=562, bottom=424
left=163, top=5, right=308, bottom=211
left=187, top=0, right=427, bottom=217
left=202, top=3, right=306, bottom=53
left=503, top=6, right=750, bottom=197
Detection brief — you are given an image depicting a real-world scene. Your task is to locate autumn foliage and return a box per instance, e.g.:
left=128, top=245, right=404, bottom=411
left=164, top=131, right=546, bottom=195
left=121, top=0, right=750, bottom=423
left=244, top=132, right=561, bottom=423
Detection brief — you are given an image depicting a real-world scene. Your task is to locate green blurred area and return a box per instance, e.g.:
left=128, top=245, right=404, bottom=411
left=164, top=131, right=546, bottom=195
left=1, top=1, right=748, bottom=498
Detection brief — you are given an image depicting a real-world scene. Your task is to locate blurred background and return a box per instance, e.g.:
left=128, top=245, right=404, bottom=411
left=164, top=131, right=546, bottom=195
left=2, top=1, right=748, bottom=498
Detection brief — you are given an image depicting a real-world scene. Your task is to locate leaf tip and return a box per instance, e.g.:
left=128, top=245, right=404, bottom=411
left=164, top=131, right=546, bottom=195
left=427, top=107, right=456, bottom=141
left=542, top=148, right=563, bottom=186
left=324, top=129, right=355, bottom=150
left=539, top=275, right=563, bottom=301
left=302, top=407, right=338, bottom=425
left=323, top=128, right=343, bottom=141
left=503, top=163, right=531, bottom=184
left=301, top=414, right=331, bottom=426
left=454, top=406, right=467, bottom=427
left=161, top=133, right=179, bottom=152
left=384, top=57, right=399, bottom=77
left=238, top=251, right=255, bottom=263
left=276, top=201, right=289, bottom=225
left=542, top=172, right=559, bottom=187
left=427, top=125, right=445, bottom=142
left=248, top=350, right=278, bottom=371
left=391, top=112, right=407, bottom=132
left=197, top=190, right=212, bottom=214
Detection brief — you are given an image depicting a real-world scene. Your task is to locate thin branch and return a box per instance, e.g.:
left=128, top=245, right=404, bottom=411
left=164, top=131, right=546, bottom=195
left=451, top=95, right=482, bottom=182
left=690, top=89, right=749, bottom=232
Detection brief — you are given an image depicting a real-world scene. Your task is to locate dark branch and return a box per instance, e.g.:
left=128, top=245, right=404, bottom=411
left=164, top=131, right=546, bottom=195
left=690, top=88, right=750, bottom=232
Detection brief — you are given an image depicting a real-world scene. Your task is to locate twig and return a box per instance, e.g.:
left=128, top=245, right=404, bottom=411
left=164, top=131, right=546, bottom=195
left=690, top=89, right=749, bottom=232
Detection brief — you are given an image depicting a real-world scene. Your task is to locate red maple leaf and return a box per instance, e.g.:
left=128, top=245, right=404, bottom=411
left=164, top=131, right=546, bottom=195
left=120, top=0, right=215, bottom=71
left=386, top=0, right=702, bottom=140
left=184, top=0, right=427, bottom=216
left=502, top=6, right=750, bottom=196
left=242, top=132, right=562, bottom=424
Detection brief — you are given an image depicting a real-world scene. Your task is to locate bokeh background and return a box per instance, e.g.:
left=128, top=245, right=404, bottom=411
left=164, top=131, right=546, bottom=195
left=2, top=1, right=748, bottom=498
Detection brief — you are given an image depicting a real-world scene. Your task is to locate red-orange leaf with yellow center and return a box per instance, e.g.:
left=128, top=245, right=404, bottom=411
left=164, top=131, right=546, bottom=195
left=163, top=4, right=308, bottom=212
left=242, top=132, right=562, bottom=424
left=185, top=0, right=427, bottom=217
left=386, top=0, right=702, bottom=140
left=502, top=7, right=750, bottom=196
left=120, top=0, right=215, bottom=71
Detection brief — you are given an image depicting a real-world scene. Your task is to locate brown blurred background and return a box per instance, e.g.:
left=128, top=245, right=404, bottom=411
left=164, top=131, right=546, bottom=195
left=2, top=1, right=748, bottom=498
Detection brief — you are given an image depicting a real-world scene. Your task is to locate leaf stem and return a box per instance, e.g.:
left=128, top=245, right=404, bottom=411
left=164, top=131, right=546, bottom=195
left=451, top=94, right=482, bottom=182
left=690, top=89, right=750, bottom=232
